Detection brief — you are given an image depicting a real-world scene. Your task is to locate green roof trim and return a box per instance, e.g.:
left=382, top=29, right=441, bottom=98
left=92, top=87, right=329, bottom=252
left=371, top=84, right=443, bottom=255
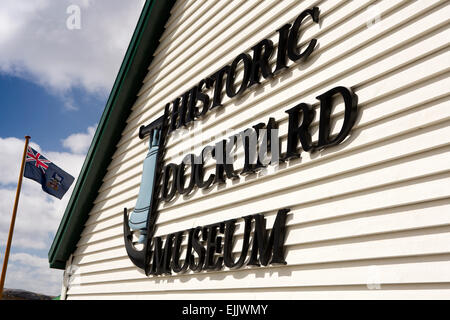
left=48, top=0, right=176, bottom=269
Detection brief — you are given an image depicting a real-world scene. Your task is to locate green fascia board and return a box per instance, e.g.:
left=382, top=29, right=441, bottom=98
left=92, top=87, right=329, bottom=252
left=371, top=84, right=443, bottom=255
left=48, top=0, right=176, bottom=269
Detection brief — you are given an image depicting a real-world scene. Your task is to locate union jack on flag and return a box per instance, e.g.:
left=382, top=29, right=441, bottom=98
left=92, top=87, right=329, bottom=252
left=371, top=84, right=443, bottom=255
left=26, top=147, right=51, bottom=173
left=24, top=146, right=74, bottom=199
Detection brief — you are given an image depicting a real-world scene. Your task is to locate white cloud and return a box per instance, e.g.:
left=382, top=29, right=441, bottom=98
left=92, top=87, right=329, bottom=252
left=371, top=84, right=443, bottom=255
left=0, top=137, right=29, bottom=185
left=8, top=253, right=63, bottom=296
left=0, top=127, right=93, bottom=296
left=0, top=0, right=145, bottom=100
left=10, top=252, right=49, bottom=268
left=62, top=124, right=97, bottom=154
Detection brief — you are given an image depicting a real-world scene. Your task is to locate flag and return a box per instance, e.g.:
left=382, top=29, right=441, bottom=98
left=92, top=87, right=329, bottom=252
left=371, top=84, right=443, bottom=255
left=23, top=146, right=75, bottom=199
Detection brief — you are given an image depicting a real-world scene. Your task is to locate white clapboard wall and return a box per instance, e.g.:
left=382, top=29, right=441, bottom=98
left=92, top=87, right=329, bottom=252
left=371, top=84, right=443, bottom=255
left=64, top=0, right=450, bottom=299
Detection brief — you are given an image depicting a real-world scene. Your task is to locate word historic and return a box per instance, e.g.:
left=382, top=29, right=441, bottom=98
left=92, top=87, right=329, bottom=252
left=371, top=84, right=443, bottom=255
left=165, top=7, right=320, bottom=133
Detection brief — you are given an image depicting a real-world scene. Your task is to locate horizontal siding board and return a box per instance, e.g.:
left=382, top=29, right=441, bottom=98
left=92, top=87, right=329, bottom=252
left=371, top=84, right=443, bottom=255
left=69, top=258, right=450, bottom=292
left=150, top=0, right=234, bottom=70
left=67, top=235, right=450, bottom=294
left=68, top=254, right=449, bottom=293
left=158, top=0, right=203, bottom=44
left=67, top=287, right=450, bottom=300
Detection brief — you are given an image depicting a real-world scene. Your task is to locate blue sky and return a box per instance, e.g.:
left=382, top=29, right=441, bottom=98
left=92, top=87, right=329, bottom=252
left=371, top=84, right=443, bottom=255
left=0, top=74, right=104, bottom=151
left=0, top=0, right=145, bottom=296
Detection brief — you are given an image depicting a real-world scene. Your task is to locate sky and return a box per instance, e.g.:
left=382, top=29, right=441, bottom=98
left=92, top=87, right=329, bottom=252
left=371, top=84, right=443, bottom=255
left=0, top=0, right=145, bottom=296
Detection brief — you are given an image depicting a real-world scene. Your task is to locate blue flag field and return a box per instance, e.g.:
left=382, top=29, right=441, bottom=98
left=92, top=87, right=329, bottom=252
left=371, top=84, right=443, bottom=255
left=24, top=146, right=74, bottom=199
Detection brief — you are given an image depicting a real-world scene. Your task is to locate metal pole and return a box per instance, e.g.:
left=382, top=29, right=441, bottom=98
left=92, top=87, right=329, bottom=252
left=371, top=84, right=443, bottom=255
left=0, top=136, right=31, bottom=299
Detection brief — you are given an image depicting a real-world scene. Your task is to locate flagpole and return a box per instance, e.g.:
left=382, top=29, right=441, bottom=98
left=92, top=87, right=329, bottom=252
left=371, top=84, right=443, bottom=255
left=0, top=135, right=31, bottom=299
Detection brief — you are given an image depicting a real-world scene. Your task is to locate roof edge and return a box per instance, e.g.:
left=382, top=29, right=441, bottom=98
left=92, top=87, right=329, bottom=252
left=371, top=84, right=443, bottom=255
left=48, top=0, right=176, bottom=269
